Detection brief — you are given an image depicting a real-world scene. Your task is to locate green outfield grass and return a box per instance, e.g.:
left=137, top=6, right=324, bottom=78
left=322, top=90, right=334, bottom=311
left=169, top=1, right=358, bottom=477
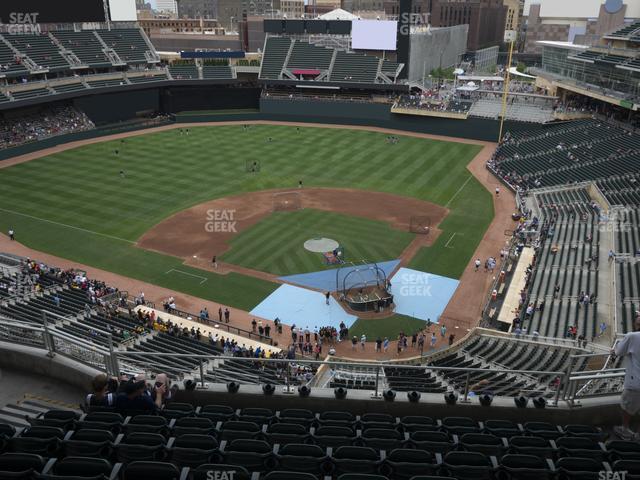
left=0, top=124, right=491, bottom=313
left=348, top=315, right=428, bottom=341
left=221, top=209, right=414, bottom=276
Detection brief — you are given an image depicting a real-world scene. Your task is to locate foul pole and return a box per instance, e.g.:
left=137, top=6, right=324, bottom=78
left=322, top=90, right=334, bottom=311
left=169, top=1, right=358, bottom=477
left=498, top=41, right=515, bottom=143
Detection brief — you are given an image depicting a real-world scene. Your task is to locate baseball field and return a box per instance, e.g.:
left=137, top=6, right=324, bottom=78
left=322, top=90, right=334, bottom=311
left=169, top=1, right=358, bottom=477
left=0, top=124, right=493, bottom=319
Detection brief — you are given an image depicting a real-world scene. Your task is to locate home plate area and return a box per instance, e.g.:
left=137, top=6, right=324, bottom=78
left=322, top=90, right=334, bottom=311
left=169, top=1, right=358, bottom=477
left=253, top=264, right=458, bottom=329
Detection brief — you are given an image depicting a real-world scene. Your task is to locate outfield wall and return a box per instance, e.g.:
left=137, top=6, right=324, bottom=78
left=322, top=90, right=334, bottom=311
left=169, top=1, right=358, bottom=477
left=0, top=85, right=550, bottom=161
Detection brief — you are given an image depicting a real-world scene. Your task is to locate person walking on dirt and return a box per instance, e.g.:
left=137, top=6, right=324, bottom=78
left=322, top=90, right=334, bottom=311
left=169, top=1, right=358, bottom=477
left=218, top=307, right=222, bottom=323
left=474, top=258, right=481, bottom=271
left=8, top=229, right=14, bottom=241
left=212, top=256, right=217, bottom=269
left=224, top=308, right=230, bottom=323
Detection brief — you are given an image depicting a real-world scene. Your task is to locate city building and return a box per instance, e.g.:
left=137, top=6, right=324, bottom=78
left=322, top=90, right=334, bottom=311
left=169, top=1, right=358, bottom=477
left=430, top=0, right=507, bottom=51
left=281, top=0, right=305, bottom=19
left=503, top=0, right=521, bottom=43
left=155, top=0, right=178, bottom=14
left=522, top=0, right=640, bottom=54
left=216, top=0, right=281, bottom=31
left=177, top=0, right=217, bottom=19
left=407, top=24, right=469, bottom=83
left=306, top=0, right=342, bottom=16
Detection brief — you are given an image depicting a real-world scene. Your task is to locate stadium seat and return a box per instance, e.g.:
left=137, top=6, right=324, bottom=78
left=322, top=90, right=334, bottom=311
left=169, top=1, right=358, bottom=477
left=122, top=461, right=181, bottom=480
left=499, top=454, right=554, bottom=480
left=114, top=432, right=166, bottom=463
left=612, top=459, right=640, bottom=480
left=360, top=413, right=396, bottom=428
left=555, top=457, right=604, bottom=479
left=275, top=443, right=330, bottom=475
left=523, top=422, right=564, bottom=440
left=237, top=408, right=275, bottom=425
left=441, top=451, right=496, bottom=480
left=28, top=410, right=78, bottom=431
left=336, top=475, right=388, bottom=480
left=317, top=411, right=357, bottom=428
left=399, top=416, right=438, bottom=433
left=263, top=472, right=318, bottom=480
left=171, top=417, right=216, bottom=437
left=508, top=436, right=556, bottom=458
left=409, top=431, right=457, bottom=453
left=441, top=417, right=480, bottom=435
left=555, top=436, right=607, bottom=461
left=198, top=405, right=235, bottom=423
left=483, top=420, right=522, bottom=438
left=166, top=434, right=219, bottom=467
left=459, top=433, right=507, bottom=457
left=606, top=440, right=640, bottom=460
left=379, top=448, right=440, bottom=479
left=218, top=421, right=262, bottom=442
left=332, top=446, right=381, bottom=476
left=40, top=456, right=115, bottom=479
left=265, top=423, right=310, bottom=445
left=361, top=428, right=405, bottom=451
left=61, top=429, right=114, bottom=458
left=76, top=413, right=123, bottom=433
left=278, top=409, right=315, bottom=428
left=222, top=439, right=276, bottom=473
left=162, top=403, right=195, bottom=420
left=123, top=415, right=168, bottom=435
left=0, top=452, right=45, bottom=479
left=8, top=426, right=64, bottom=457
left=312, top=426, right=357, bottom=448
left=564, top=425, right=605, bottom=441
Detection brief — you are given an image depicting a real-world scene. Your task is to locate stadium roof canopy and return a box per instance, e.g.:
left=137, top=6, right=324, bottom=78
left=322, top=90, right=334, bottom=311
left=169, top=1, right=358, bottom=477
left=319, top=8, right=359, bottom=21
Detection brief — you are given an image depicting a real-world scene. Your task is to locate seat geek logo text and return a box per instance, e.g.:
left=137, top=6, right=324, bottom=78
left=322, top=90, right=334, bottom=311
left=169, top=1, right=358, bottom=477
left=3, top=12, right=42, bottom=34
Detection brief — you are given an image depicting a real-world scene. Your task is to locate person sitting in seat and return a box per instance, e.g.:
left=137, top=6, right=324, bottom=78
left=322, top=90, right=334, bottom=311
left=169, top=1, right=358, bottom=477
left=84, top=374, right=117, bottom=411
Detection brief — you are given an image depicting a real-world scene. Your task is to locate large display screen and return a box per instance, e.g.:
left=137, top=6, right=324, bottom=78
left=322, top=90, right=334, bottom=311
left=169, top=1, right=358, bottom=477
left=0, top=0, right=106, bottom=24
left=351, top=20, right=397, bottom=51
left=108, top=0, right=137, bottom=22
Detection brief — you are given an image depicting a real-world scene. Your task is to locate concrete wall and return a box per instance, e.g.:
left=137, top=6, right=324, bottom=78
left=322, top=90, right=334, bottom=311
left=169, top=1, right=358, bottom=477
left=0, top=341, right=100, bottom=393
left=408, top=25, right=469, bottom=84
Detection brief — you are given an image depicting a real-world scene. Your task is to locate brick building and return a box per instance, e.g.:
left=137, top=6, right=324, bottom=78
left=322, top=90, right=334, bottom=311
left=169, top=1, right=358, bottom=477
left=430, top=0, right=507, bottom=51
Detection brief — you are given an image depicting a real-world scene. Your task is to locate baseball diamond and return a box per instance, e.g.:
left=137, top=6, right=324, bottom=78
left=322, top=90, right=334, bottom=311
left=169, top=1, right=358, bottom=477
left=0, top=9, right=635, bottom=472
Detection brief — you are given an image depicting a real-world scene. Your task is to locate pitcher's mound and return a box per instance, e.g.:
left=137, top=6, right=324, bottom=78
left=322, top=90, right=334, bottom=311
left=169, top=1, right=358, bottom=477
left=304, top=237, right=339, bottom=253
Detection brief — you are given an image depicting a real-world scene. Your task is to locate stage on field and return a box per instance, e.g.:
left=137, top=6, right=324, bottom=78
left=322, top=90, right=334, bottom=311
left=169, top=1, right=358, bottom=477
left=388, top=267, right=459, bottom=322
left=250, top=284, right=357, bottom=329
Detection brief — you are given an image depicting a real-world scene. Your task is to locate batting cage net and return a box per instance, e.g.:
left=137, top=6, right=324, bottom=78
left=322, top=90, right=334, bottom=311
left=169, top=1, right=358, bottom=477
left=335, top=261, right=387, bottom=296
left=410, top=216, right=431, bottom=235
left=246, top=160, right=261, bottom=173
left=273, top=191, right=302, bottom=212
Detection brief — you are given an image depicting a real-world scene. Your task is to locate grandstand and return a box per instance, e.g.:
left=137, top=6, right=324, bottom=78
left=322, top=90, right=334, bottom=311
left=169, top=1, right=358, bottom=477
left=3, top=11, right=640, bottom=475
left=259, top=35, right=404, bottom=85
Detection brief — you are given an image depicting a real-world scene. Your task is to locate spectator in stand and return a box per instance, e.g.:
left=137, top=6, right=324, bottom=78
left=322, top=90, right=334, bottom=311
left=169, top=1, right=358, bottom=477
left=84, top=374, right=117, bottom=410
left=0, top=105, right=94, bottom=150
left=613, top=316, right=640, bottom=440
left=115, top=378, right=163, bottom=415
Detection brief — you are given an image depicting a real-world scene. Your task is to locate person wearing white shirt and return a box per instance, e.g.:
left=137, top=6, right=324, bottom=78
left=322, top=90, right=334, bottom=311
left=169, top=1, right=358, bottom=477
left=613, top=316, right=640, bottom=440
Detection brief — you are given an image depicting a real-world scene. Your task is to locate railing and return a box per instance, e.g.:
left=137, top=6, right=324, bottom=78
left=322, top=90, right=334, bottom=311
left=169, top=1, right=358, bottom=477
left=0, top=311, right=626, bottom=404
left=0, top=313, right=115, bottom=374
left=165, top=307, right=275, bottom=346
